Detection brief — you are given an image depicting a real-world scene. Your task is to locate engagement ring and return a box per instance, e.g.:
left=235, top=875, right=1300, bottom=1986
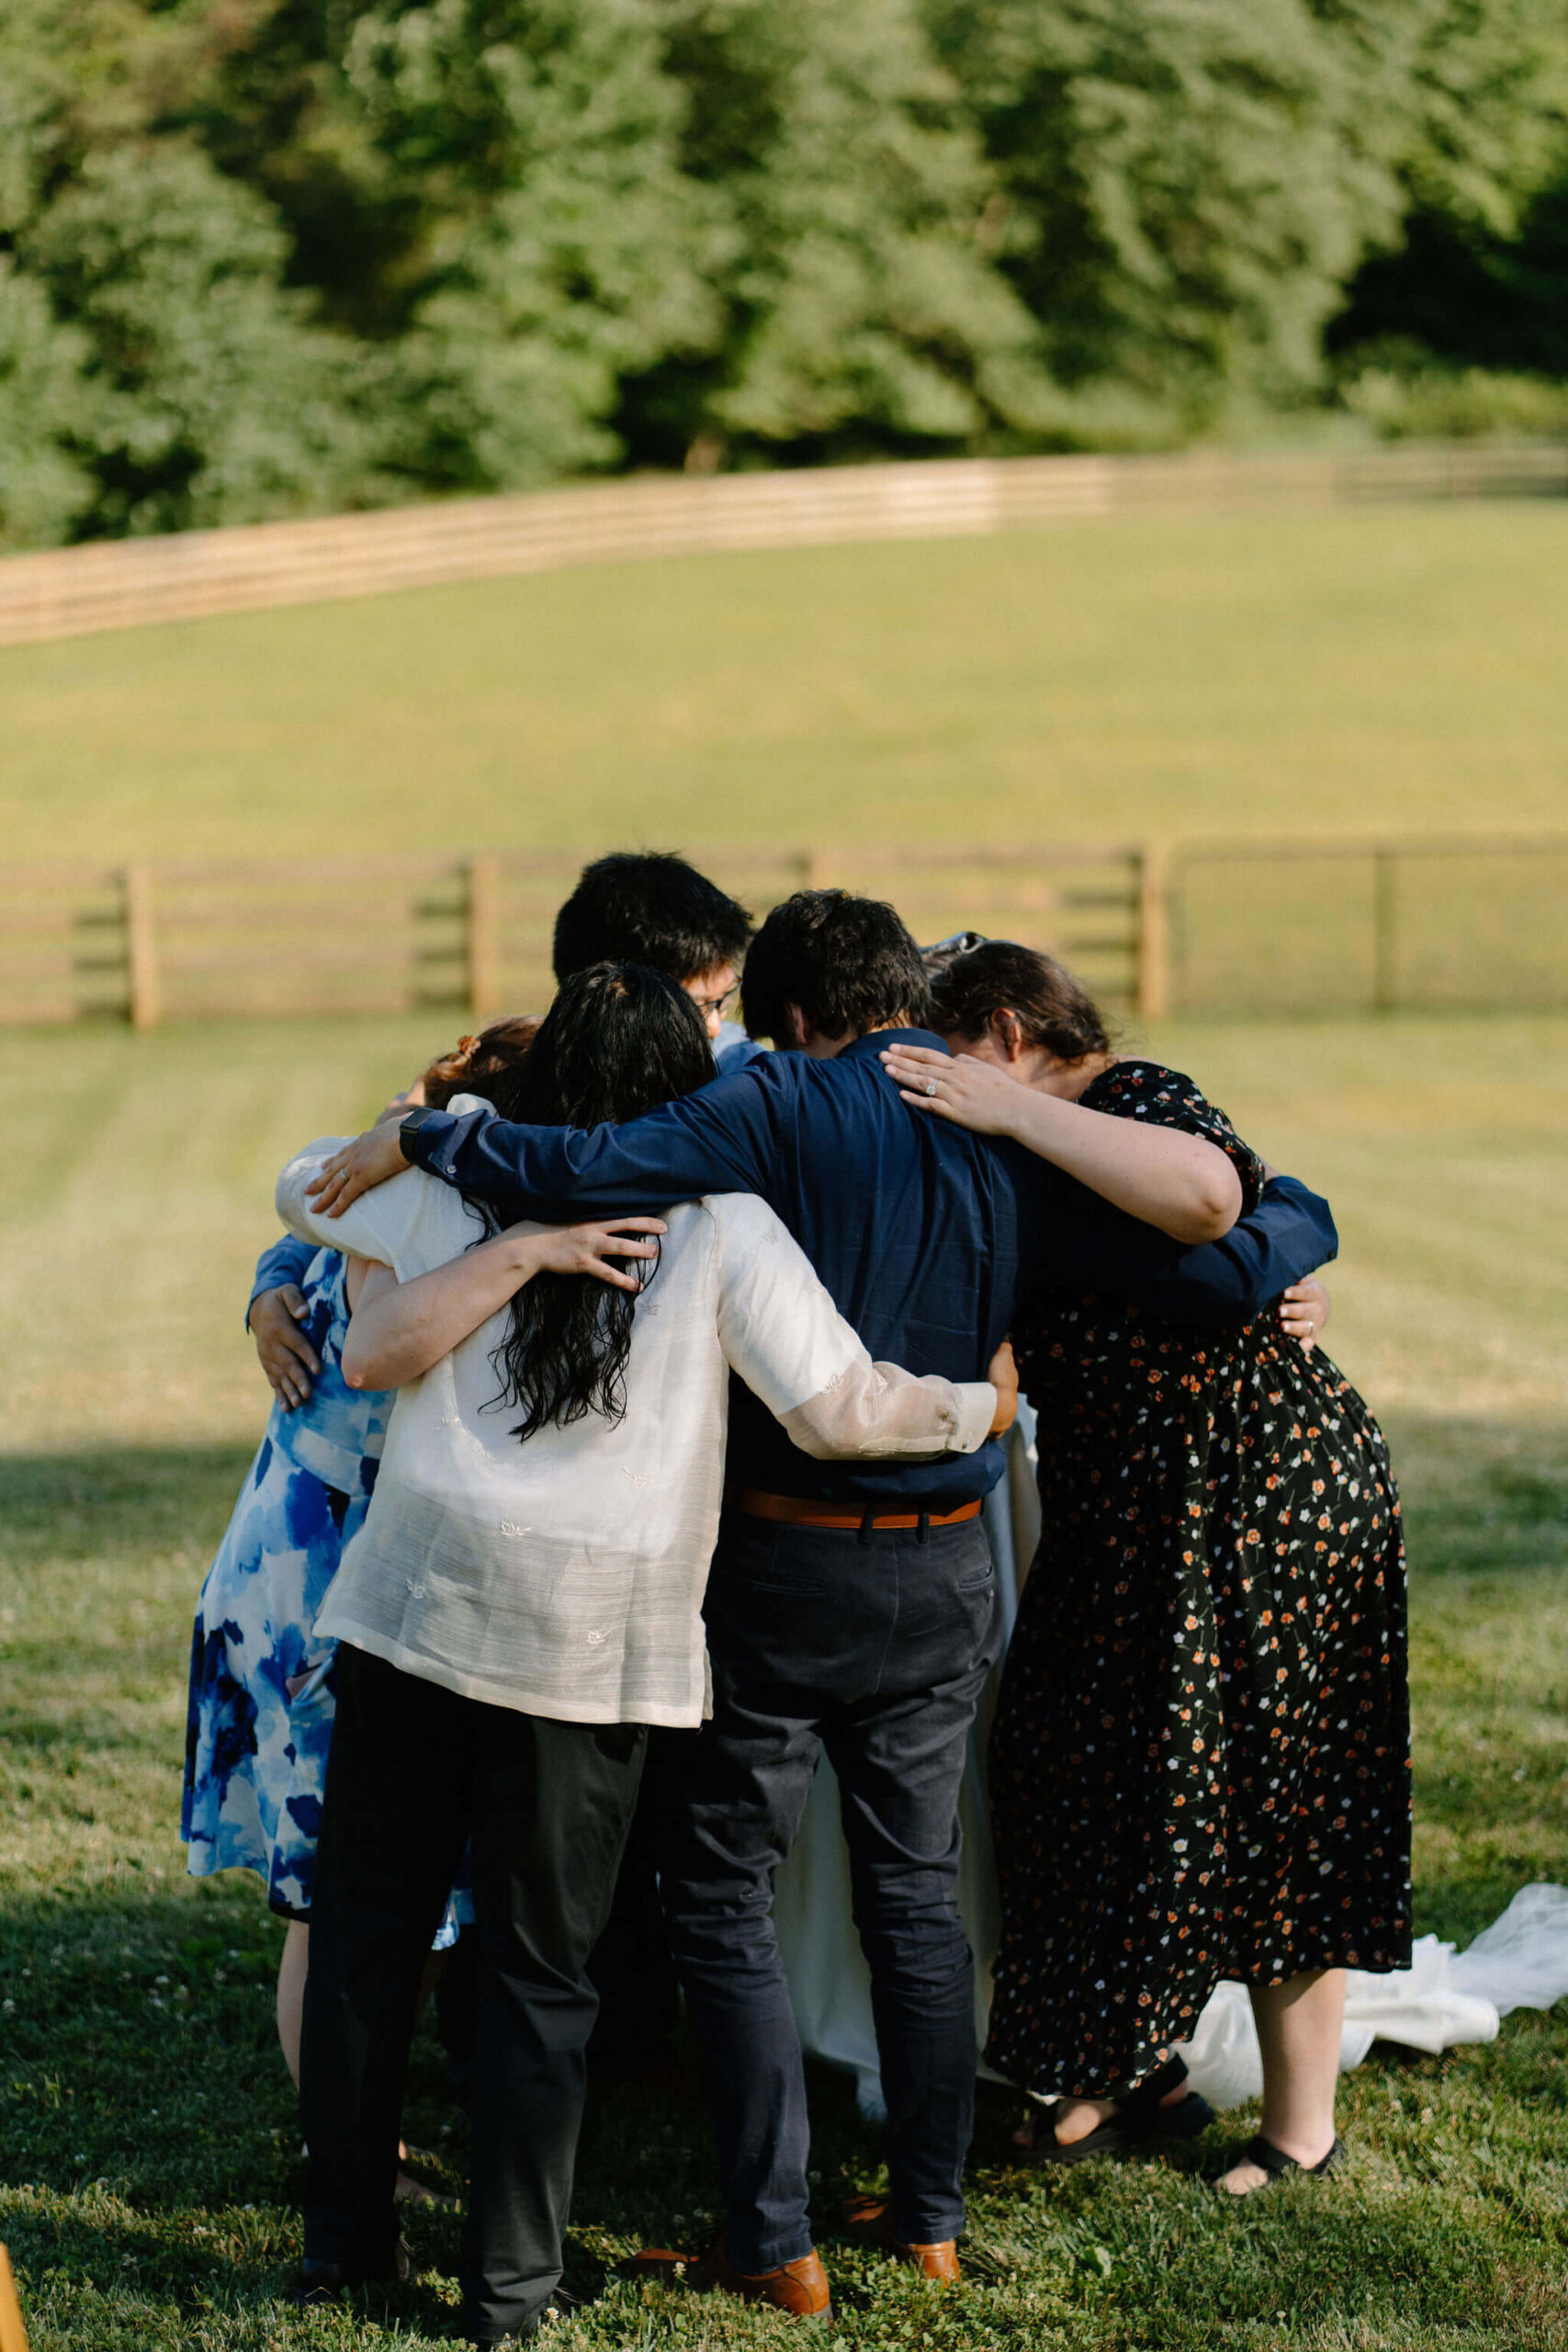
left=925, top=1080, right=939, bottom=1097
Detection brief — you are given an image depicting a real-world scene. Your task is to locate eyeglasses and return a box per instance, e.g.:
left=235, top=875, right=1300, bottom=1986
left=689, top=982, right=739, bottom=1019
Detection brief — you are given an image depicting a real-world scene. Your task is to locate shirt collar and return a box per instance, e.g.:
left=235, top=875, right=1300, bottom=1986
left=838, top=1026, right=947, bottom=1062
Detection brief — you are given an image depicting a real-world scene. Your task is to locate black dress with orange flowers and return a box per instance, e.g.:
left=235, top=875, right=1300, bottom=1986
left=985, top=1061, right=1411, bottom=2101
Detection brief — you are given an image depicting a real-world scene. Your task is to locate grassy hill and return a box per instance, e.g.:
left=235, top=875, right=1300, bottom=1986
left=5, top=501, right=1568, bottom=865
left=2, top=1006, right=1566, bottom=2350
left=3, top=500, right=1567, bottom=2347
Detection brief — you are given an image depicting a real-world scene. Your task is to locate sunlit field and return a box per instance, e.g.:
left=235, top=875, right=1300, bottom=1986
left=5, top=485, right=1568, bottom=2346
left=3, top=1007, right=1565, bottom=2350
left=4, top=502, right=1568, bottom=865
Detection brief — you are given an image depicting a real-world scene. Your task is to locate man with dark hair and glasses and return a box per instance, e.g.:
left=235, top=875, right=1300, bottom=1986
left=307, top=888, right=1337, bottom=2319
left=553, top=850, right=761, bottom=1073
left=246, top=851, right=763, bottom=1419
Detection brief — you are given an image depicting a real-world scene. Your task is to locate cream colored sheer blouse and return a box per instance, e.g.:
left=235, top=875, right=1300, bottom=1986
left=276, top=1115, right=995, bottom=1729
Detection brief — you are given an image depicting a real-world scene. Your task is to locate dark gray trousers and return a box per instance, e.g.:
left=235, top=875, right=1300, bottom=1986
left=658, top=1510, right=1002, bottom=2269
left=299, top=1645, right=646, bottom=2344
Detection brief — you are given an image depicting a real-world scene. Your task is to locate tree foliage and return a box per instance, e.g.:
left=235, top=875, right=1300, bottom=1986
left=0, top=0, right=1564, bottom=547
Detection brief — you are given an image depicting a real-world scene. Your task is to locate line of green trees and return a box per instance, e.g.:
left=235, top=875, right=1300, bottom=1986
left=3, top=0, right=1567, bottom=548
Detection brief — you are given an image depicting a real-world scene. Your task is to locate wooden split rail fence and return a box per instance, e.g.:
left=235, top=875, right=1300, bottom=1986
left=4, top=835, right=1565, bottom=1031
left=2, top=442, right=1566, bottom=648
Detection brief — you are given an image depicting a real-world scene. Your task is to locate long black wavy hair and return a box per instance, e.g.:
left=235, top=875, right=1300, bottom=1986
left=470, top=961, right=714, bottom=1443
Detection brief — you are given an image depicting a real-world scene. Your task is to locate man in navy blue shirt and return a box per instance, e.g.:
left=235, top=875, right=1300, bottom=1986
left=309, top=892, right=1335, bottom=2315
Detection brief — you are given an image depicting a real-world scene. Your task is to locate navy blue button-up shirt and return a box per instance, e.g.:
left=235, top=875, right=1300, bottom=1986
left=247, top=1233, right=317, bottom=1327
left=399, top=1029, right=1337, bottom=1510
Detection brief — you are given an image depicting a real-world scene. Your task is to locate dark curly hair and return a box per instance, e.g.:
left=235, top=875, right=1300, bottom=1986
left=929, top=940, right=1112, bottom=1063
left=740, top=888, right=931, bottom=1046
left=471, top=963, right=713, bottom=1443
left=552, top=852, right=752, bottom=986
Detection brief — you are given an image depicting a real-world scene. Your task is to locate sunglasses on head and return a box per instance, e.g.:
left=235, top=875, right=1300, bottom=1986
left=919, top=930, right=988, bottom=977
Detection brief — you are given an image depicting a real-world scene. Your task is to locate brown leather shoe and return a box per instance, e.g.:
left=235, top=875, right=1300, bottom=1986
left=843, top=2195, right=961, bottom=2284
left=686, top=2233, right=833, bottom=2319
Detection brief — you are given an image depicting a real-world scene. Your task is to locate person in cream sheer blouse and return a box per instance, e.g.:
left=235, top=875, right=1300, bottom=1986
left=272, top=961, right=1008, bottom=2348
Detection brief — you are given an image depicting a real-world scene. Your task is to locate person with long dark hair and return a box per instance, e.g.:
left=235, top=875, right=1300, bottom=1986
left=272, top=961, right=1010, bottom=2346
left=243, top=850, right=760, bottom=1421
left=883, top=944, right=1410, bottom=2195
left=302, top=891, right=1339, bottom=2312
left=181, top=1015, right=537, bottom=2175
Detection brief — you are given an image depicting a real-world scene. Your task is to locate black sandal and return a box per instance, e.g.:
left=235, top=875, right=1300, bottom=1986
left=1032, top=2056, right=1214, bottom=2166
left=1220, top=2132, right=1342, bottom=2189
left=1031, top=2103, right=1130, bottom=2165
left=1119, top=2056, right=1215, bottom=2144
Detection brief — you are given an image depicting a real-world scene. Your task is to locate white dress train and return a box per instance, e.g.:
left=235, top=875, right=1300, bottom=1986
left=773, top=1408, right=1568, bottom=2119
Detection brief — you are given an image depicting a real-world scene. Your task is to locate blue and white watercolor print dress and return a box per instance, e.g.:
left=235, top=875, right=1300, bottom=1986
left=181, top=1245, right=399, bottom=1919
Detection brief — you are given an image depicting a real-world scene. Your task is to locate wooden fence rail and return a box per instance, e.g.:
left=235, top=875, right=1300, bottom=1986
left=3, top=835, right=1564, bottom=1030
left=2, top=442, right=1565, bottom=649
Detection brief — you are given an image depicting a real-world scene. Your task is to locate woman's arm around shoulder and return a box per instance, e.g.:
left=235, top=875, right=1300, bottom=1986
left=276, top=1136, right=444, bottom=1270
left=708, top=1193, right=1000, bottom=1458
left=880, top=1047, right=1254, bottom=1243
left=340, top=1218, right=666, bottom=1391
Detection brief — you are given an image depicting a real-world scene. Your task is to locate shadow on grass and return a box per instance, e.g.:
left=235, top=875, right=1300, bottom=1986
left=0, top=1442, right=260, bottom=1558
left=4, top=1426, right=1566, bottom=2344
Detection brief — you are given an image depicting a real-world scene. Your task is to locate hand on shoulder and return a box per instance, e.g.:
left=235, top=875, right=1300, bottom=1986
left=306, top=1121, right=411, bottom=1217
left=880, top=1044, right=1023, bottom=1137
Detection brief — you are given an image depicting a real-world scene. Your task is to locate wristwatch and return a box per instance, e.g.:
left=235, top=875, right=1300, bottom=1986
left=399, top=1103, right=450, bottom=1158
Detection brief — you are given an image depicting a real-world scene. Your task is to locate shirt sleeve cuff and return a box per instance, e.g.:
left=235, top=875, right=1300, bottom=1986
left=400, top=1105, right=458, bottom=1172
left=951, top=1383, right=998, bottom=1455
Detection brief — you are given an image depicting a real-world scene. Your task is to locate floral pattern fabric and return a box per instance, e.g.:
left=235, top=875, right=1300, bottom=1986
left=182, top=1247, right=391, bottom=1917
left=986, top=1060, right=1412, bottom=2100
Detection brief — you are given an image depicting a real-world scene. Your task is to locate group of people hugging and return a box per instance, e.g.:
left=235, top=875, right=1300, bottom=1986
left=182, top=852, right=1410, bottom=2344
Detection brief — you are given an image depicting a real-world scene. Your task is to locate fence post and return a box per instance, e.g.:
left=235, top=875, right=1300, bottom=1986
left=468, top=857, right=500, bottom=1017
left=1371, top=847, right=1397, bottom=1013
left=1136, top=844, right=1171, bottom=1022
left=123, top=864, right=161, bottom=1030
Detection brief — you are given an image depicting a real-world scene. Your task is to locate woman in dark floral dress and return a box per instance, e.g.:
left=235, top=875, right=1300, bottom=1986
left=885, top=944, right=1410, bottom=2194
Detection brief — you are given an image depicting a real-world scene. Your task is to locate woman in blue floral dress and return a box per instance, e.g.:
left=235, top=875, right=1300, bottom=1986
left=183, top=1238, right=390, bottom=1919
left=182, top=1023, right=536, bottom=2111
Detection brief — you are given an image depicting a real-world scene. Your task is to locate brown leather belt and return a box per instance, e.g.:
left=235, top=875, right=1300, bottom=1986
left=728, top=1487, right=984, bottom=1532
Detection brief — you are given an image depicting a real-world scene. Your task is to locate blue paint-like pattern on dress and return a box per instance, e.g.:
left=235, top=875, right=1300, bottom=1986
left=180, top=1248, right=406, bottom=1917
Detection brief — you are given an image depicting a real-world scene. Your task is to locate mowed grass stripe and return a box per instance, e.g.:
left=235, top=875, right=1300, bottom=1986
left=5, top=503, right=1568, bottom=862
left=2, top=1018, right=1566, bottom=2346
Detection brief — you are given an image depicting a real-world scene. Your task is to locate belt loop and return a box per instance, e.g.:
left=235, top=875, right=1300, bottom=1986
left=917, top=1510, right=931, bottom=1546
left=858, top=1510, right=874, bottom=1548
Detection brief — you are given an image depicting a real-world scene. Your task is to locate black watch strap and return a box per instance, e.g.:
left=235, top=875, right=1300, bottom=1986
left=399, top=1103, right=447, bottom=1151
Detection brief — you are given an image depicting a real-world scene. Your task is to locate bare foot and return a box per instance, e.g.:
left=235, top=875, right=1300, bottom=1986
left=1028, top=2097, right=1121, bottom=2150
left=1218, top=2132, right=1337, bottom=2196
left=1014, top=2068, right=1195, bottom=2153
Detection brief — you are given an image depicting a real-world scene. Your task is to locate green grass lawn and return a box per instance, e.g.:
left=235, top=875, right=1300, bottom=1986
left=5, top=502, right=1568, bottom=865
left=3, top=1010, right=1566, bottom=2349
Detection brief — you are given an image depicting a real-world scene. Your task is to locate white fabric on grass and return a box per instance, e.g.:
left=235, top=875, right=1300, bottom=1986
left=775, top=1410, right=1568, bottom=2119
left=1175, top=1886, right=1568, bottom=2109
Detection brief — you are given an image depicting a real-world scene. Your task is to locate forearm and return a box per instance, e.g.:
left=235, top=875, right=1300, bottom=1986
left=247, top=1234, right=317, bottom=1327
left=1004, top=1091, right=1241, bottom=1241
left=1118, top=1176, right=1338, bottom=1324
left=779, top=1361, right=997, bottom=1461
left=402, top=1078, right=774, bottom=1219
left=342, top=1232, right=540, bottom=1389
